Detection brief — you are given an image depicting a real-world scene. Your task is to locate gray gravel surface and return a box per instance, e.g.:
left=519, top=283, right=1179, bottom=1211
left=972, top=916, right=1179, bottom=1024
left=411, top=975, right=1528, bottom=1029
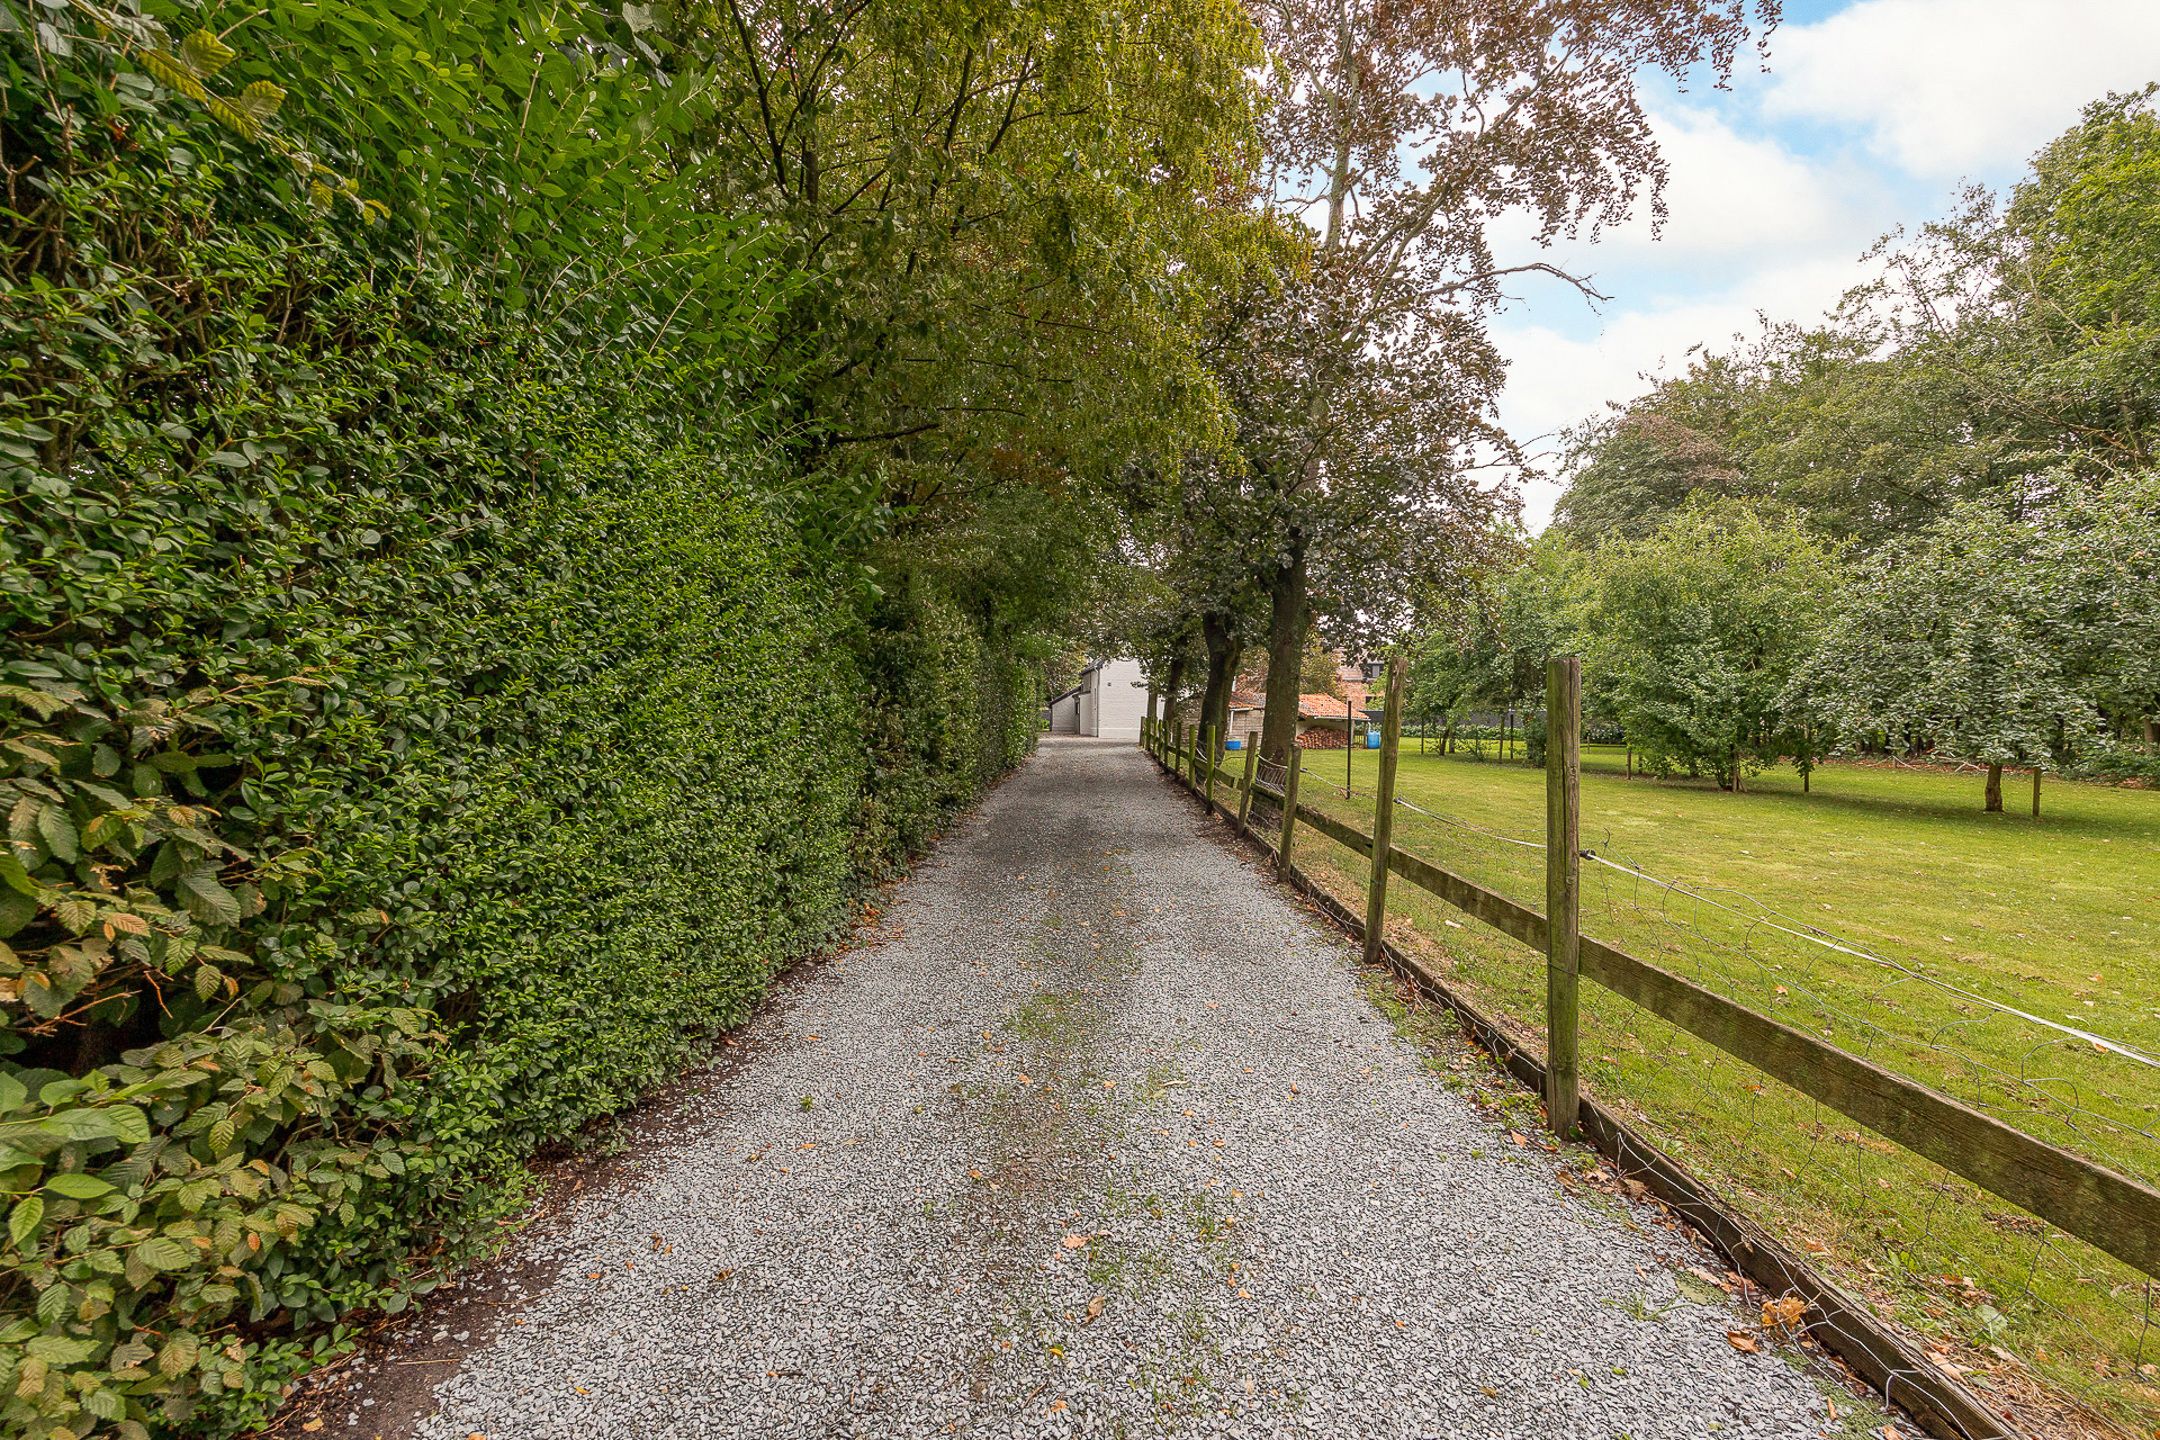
left=371, top=737, right=1858, bottom=1439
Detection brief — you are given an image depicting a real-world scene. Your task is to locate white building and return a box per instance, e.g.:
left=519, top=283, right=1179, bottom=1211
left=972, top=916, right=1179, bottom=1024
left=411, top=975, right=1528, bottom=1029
left=1046, top=658, right=1148, bottom=739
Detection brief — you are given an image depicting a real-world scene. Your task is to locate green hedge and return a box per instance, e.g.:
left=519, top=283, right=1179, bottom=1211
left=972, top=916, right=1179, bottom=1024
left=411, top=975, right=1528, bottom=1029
left=0, top=13, right=1034, bottom=1438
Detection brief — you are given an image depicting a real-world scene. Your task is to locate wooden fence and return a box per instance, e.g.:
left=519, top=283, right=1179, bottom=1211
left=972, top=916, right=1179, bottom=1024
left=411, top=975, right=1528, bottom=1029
left=1140, top=663, right=2159, bottom=1440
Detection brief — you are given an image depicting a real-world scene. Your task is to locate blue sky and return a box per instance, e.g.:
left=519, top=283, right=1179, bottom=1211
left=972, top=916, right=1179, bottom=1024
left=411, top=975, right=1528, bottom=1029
left=1493, top=0, right=2160, bottom=527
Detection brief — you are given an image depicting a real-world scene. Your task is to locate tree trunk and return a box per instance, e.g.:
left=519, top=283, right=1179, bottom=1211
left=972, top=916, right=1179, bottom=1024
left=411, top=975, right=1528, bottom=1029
left=1206, top=642, right=1242, bottom=747
left=1258, top=536, right=1308, bottom=764
left=1163, top=652, right=1188, bottom=732
left=1198, top=612, right=1236, bottom=759
left=1984, top=762, right=2004, bottom=812
left=2146, top=716, right=2157, bottom=745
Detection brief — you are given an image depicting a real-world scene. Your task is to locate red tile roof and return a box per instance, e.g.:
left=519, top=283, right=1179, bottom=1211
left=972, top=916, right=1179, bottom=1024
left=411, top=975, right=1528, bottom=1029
left=1297, top=692, right=1360, bottom=721
left=1225, top=690, right=1362, bottom=721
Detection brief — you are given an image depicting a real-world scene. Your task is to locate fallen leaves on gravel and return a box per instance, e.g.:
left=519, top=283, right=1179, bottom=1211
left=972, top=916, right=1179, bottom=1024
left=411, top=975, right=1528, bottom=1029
left=1725, top=1330, right=1759, bottom=1353
left=1085, top=1296, right=1105, bottom=1322
left=1061, top=1233, right=1089, bottom=1250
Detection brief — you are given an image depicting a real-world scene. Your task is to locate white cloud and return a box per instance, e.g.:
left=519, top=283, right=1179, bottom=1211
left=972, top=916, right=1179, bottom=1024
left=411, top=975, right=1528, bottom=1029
left=1763, top=0, right=2160, bottom=180
left=1487, top=105, right=1877, bottom=281
left=1583, top=106, right=1869, bottom=260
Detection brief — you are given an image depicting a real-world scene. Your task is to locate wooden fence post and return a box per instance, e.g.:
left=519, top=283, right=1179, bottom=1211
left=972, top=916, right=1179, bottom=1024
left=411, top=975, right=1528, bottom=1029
left=1363, top=659, right=1406, bottom=965
left=1275, top=745, right=1301, bottom=880
left=1235, top=734, right=1259, bottom=831
left=2032, top=766, right=2042, bottom=817
left=1545, top=656, right=1582, bottom=1139
left=1175, top=720, right=1187, bottom=784
left=1200, top=724, right=1216, bottom=812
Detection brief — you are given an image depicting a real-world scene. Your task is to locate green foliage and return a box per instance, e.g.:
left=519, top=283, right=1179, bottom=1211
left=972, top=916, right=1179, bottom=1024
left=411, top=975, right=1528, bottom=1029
left=0, top=5, right=1051, bottom=1435
left=1581, top=502, right=1844, bottom=790
left=1409, top=529, right=1578, bottom=735
left=1790, top=477, right=2156, bottom=805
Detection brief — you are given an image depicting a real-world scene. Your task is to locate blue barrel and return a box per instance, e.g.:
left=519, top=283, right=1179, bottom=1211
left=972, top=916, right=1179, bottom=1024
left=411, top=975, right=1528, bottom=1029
left=1224, top=737, right=1243, bottom=750
left=1365, top=730, right=1381, bottom=749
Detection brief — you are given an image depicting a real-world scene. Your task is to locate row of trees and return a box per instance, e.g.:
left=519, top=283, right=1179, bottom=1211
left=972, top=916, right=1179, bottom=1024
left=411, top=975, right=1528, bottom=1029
left=1113, top=0, right=1783, bottom=761
left=1416, top=475, right=2158, bottom=808
left=1411, top=92, right=2160, bottom=811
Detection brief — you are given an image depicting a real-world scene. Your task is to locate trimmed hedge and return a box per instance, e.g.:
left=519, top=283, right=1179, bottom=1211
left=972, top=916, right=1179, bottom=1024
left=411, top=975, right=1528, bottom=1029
left=0, top=12, right=1035, bottom=1438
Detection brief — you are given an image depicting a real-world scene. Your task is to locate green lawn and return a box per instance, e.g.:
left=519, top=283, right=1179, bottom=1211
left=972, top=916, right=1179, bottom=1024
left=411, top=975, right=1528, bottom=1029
left=1270, top=745, right=2160, bottom=1436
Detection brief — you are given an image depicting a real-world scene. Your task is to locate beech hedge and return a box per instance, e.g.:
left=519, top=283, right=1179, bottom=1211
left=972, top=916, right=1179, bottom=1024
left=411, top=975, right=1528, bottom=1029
left=0, top=10, right=1035, bottom=1437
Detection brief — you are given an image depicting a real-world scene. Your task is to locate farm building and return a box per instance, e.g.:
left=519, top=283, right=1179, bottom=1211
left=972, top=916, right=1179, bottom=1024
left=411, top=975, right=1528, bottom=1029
left=1046, top=658, right=1148, bottom=739
left=1204, top=691, right=1375, bottom=748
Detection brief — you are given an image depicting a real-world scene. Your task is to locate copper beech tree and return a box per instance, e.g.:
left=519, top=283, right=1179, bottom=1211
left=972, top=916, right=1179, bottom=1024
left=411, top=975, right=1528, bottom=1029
left=1235, top=0, right=1782, bottom=763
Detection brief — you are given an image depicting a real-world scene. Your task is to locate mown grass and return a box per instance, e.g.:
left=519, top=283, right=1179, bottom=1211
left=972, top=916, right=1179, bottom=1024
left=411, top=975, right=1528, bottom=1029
left=1267, top=744, right=2160, bottom=1437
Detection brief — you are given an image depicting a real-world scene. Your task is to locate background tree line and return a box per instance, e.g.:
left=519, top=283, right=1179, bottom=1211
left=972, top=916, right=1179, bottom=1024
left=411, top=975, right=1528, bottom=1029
left=1411, top=91, right=2160, bottom=811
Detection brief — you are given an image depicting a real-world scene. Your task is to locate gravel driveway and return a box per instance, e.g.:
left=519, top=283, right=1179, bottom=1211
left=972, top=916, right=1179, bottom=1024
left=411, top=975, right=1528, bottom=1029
left=345, top=737, right=1860, bottom=1439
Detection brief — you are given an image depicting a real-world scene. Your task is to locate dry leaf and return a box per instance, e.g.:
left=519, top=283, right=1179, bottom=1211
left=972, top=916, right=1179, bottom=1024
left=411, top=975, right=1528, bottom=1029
left=1508, top=1132, right=1527, bottom=1146
left=1061, top=1233, right=1089, bottom=1250
left=1085, top=1296, right=1105, bottom=1321
left=1725, top=1330, right=1760, bottom=1354
left=300, top=1423, right=323, bottom=1435
left=1048, top=1399, right=1068, bottom=1413
left=1762, top=1295, right=1807, bottom=1332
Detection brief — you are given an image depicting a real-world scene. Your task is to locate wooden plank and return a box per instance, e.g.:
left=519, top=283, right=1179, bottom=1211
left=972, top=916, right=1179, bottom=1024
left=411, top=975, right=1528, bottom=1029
left=1294, top=800, right=1370, bottom=857
left=1576, top=934, right=2160, bottom=1278
left=1364, top=660, right=1406, bottom=965
left=1386, top=847, right=1545, bottom=949
left=1327, top=797, right=2160, bottom=1277
left=1545, top=657, right=1582, bottom=1138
